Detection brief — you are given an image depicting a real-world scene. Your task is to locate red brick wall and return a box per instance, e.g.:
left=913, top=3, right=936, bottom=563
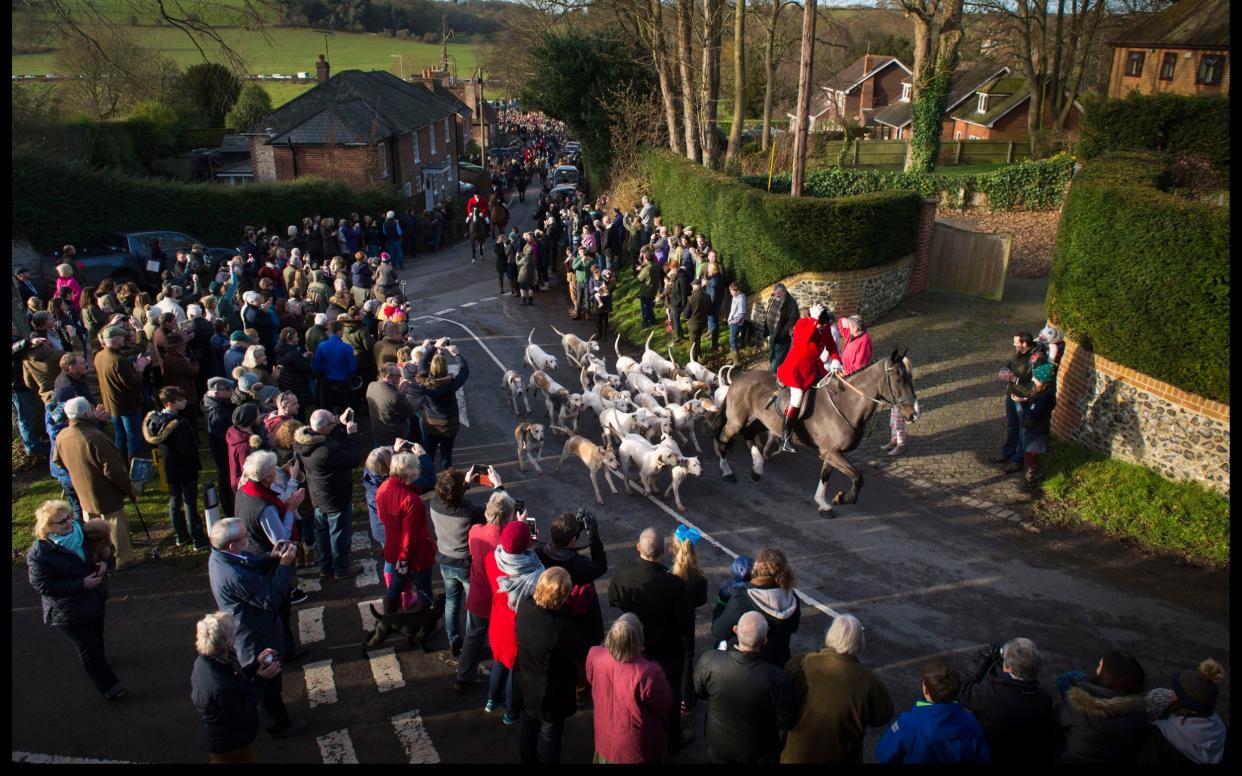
left=272, top=145, right=379, bottom=186
left=870, top=64, right=908, bottom=111
left=1108, top=46, right=1231, bottom=98
left=908, top=198, right=937, bottom=295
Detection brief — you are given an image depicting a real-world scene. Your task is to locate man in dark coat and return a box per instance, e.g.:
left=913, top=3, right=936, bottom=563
left=365, top=362, right=420, bottom=449
left=202, top=377, right=237, bottom=515
left=292, top=409, right=363, bottom=579
left=995, top=330, right=1049, bottom=473
left=694, top=612, right=797, bottom=763
left=959, top=636, right=1056, bottom=764
left=607, top=527, right=693, bottom=749
left=143, top=386, right=208, bottom=550
left=535, top=511, right=607, bottom=649
left=764, top=283, right=799, bottom=371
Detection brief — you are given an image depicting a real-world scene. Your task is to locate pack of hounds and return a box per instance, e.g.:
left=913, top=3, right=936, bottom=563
left=508, top=327, right=737, bottom=512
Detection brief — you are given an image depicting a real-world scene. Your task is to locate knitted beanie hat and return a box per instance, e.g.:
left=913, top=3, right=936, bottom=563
left=500, top=520, right=532, bottom=555
left=1031, top=363, right=1055, bottom=383
left=1172, top=658, right=1224, bottom=715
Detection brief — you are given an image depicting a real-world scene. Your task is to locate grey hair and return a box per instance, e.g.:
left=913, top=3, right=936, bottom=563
left=825, top=613, right=866, bottom=656
left=484, top=490, right=515, bottom=525
left=736, top=611, right=769, bottom=651
left=195, top=610, right=237, bottom=659
left=309, top=409, right=336, bottom=432
left=637, top=527, right=663, bottom=560
left=242, top=291, right=262, bottom=305
left=1002, top=637, right=1042, bottom=681
left=314, top=313, right=328, bottom=327
left=605, top=613, right=644, bottom=663
left=187, top=304, right=203, bottom=318
left=365, top=446, right=394, bottom=477
left=241, top=450, right=278, bottom=484
left=380, top=362, right=401, bottom=380
left=389, top=452, right=420, bottom=484
left=64, top=396, right=93, bottom=420
left=209, top=517, right=245, bottom=550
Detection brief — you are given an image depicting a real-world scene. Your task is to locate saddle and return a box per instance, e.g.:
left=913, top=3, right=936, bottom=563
left=765, top=380, right=817, bottom=420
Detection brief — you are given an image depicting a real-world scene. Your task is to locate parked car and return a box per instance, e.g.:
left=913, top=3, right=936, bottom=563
left=40, top=230, right=235, bottom=294
left=548, top=184, right=578, bottom=202
left=551, top=165, right=580, bottom=186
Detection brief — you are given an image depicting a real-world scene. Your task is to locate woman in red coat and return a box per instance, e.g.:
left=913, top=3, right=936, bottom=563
left=375, top=452, right=435, bottom=613
left=774, top=303, right=842, bottom=452
left=483, top=521, right=545, bottom=725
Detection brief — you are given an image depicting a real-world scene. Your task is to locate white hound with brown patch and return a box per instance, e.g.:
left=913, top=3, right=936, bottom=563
left=514, top=422, right=545, bottom=474
left=641, top=331, right=677, bottom=379
left=502, top=369, right=531, bottom=416
left=604, top=430, right=681, bottom=497
left=552, top=325, right=600, bottom=365
left=656, top=434, right=703, bottom=512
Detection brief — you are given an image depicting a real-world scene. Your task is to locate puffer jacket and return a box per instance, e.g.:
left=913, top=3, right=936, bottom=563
left=712, top=582, right=802, bottom=668
left=958, top=650, right=1056, bottom=764
left=693, top=646, right=797, bottom=763
left=340, top=319, right=375, bottom=370
left=292, top=425, right=360, bottom=514
left=142, top=409, right=202, bottom=483
left=1057, top=679, right=1150, bottom=763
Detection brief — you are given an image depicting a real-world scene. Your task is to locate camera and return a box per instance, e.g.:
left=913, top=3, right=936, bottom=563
left=574, top=507, right=593, bottom=531
left=513, top=499, right=526, bottom=516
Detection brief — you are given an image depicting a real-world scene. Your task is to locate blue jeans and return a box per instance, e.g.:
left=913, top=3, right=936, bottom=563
left=488, top=661, right=515, bottom=716
left=386, top=566, right=432, bottom=603
left=440, top=562, right=470, bottom=648
left=363, top=474, right=386, bottom=546
left=420, top=419, right=456, bottom=469
left=640, top=297, right=656, bottom=327
left=13, top=390, right=47, bottom=455
left=314, top=506, right=353, bottom=575
left=386, top=239, right=404, bottom=269
left=110, top=413, right=144, bottom=462
left=1001, top=395, right=1025, bottom=464
left=729, top=322, right=743, bottom=349
left=707, top=313, right=719, bottom=348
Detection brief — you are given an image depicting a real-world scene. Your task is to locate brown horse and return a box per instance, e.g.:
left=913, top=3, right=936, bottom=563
left=468, top=211, right=489, bottom=261
left=489, top=195, right=509, bottom=239
left=711, top=351, right=920, bottom=514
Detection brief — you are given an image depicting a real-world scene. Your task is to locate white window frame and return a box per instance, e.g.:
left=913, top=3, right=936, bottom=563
left=976, top=94, right=988, bottom=114
left=901, top=83, right=912, bottom=102
left=430, top=125, right=437, bottom=156
left=413, top=131, right=421, bottom=163
left=953, top=130, right=962, bottom=140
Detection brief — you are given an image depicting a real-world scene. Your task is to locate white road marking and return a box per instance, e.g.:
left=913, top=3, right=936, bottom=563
left=350, top=532, right=372, bottom=553
left=316, top=728, right=358, bottom=764
left=368, top=647, right=406, bottom=693
left=297, top=606, right=326, bottom=644
left=391, top=709, right=441, bottom=764
left=302, top=659, right=338, bottom=707
left=478, top=296, right=497, bottom=302
left=12, top=752, right=137, bottom=764
left=459, top=301, right=477, bottom=307
left=358, top=598, right=384, bottom=633
left=419, top=312, right=844, bottom=622
left=355, top=558, right=380, bottom=588
left=434, top=308, right=456, bottom=315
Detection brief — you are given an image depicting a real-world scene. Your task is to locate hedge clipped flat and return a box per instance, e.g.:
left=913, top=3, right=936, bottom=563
left=1077, top=92, right=1230, bottom=181
left=644, top=150, right=921, bottom=294
left=1048, top=152, right=1229, bottom=403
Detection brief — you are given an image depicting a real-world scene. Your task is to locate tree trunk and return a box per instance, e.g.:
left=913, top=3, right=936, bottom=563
left=725, top=0, right=747, bottom=169
left=650, top=0, right=683, bottom=154
left=790, top=0, right=817, bottom=197
left=761, top=0, right=781, bottom=151
left=677, top=0, right=702, bottom=163
left=700, top=0, right=723, bottom=169
left=902, top=0, right=963, bottom=173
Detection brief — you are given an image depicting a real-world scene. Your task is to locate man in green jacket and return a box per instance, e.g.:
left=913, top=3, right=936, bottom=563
left=764, top=283, right=799, bottom=371
left=685, top=281, right=709, bottom=362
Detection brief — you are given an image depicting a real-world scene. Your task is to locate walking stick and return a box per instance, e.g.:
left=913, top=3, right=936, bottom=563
left=129, top=495, right=159, bottom=559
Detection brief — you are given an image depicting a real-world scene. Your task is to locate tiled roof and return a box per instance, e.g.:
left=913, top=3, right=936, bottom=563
left=948, top=78, right=1031, bottom=127
left=822, top=55, right=909, bottom=92
left=1111, top=0, right=1229, bottom=49
left=256, top=69, right=464, bottom=145
left=218, top=134, right=251, bottom=154
left=874, top=60, right=1011, bottom=129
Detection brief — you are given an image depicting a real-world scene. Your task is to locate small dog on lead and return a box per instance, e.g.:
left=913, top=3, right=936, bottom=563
left=361, top=593, right=445, bottom=654
left=515, top=422, right=546, bottom=474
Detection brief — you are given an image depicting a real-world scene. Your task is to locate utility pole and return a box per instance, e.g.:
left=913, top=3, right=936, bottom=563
left=790, top=0, right=817, bottom=197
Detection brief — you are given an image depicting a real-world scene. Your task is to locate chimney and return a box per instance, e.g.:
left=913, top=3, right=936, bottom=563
left=859, top=54, right=879, bottom=115
left=316, top=54, right=330, bottom=84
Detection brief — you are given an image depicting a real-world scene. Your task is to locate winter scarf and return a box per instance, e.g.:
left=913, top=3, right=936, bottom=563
left=495, top=547, right=544, bottom=612
left=240, top=480, right=287, bottom=515
left=50, top=522, right=88, bottom=564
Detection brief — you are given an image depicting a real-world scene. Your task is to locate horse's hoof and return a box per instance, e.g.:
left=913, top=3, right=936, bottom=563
left=722, top=473, right=737, bottom=483
left=819, top=508, right=837, bottom=518
left=750, top=471, right=762, bottom=482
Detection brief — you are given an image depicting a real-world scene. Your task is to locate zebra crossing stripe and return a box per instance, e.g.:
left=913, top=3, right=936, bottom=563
left=355, top=558, right=380, bottom=588
left=298, top=578, right=323, bottom=593
left=391, top=709, right=441, bottom=764
left=358, top=598, right=384, bottom=633
left=316, top=729, right=358, bottom=764
left=368, top=647, right=405, bottom=693
left=296, top=606, right=326, bottom=644
left=302, top=659, right=338, bottom=707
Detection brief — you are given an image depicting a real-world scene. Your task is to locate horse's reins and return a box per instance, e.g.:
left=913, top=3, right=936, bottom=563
left=818, top=363, right=914, bottom=437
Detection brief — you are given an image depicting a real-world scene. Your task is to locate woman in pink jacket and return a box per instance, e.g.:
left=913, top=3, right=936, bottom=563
left=836, top=314, right=872, bottom=375
left=55, top=264, right=84, bottom=313
left=586, top=613, right=674, bottom=763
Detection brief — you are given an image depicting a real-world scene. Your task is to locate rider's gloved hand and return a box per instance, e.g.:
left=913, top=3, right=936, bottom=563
left=829, top=359, right=844, bottom=373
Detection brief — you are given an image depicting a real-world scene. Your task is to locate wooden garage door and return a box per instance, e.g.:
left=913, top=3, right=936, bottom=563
left=926, top=221, right=1011, bottom=301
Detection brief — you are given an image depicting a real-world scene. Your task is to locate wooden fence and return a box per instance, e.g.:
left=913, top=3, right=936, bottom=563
left=926, top=220, right=1011, bottom=301
left=741, top=136, right=1032, bottom=175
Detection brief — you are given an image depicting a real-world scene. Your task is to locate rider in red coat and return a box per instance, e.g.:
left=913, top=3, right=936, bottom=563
left=465, top=193, right=486, bottom=238
left=774, top=303, right=842, bottom=453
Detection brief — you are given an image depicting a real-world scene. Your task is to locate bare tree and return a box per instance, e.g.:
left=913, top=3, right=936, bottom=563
left=724, top=0, right=747, bottom=169
left=758, top=0, right=797, bottom=151
left=677, top=0, right=703, bottom=162
left=789, top=0, right=817, bottom=196
left=896, top=0, right=964, bottom=172
left=644, top=0, right=684, bottom=154
left=699, top=0, right=725, bottom=167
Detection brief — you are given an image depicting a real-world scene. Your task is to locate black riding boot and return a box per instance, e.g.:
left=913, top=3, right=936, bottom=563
left=780, top=410, right=797, bottom=453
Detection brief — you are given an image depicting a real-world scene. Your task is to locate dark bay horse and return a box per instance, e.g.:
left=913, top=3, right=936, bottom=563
left=489, top=195, right=509, bottom=239
left=468, top=211, right=489, bottom=261
left=712, top=351, right=920, bottom=514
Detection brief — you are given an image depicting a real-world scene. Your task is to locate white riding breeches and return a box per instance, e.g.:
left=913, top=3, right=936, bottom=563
left=788, top=387, right=806, bottom=409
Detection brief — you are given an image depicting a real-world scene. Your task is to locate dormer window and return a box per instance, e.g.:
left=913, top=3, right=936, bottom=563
left=901, top=83, right=912, bottom=102
left=976, top=93, right=988, bottom=113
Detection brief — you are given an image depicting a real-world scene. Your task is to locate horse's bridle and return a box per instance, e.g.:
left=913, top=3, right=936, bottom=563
left=819, top=362, right=916, bottom=411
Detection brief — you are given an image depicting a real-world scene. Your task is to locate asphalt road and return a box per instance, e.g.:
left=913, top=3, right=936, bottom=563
left=11, top=185, right=1229, bottom=764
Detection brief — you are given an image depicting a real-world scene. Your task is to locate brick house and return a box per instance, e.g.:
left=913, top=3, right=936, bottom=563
left=873, top=59, right=1012, bottom=140
left=1107, top=0, right=1229, bottom=98
left=246, top=57, right=468, bottom=210
left=945, top=73, right=1083, bottom=141
left=788, top=54, right=911, bottom=132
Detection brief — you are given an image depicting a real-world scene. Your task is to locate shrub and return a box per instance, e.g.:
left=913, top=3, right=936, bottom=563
left=1077, top=92, right=1230, bottom=180
left=644, top=150, right=921, bottom=294
left=127, top=100, right=182, bottom=160
left=11, top=147, right=405, bottom=252
left=1048, top=152, right=1229, bottom=402
left=225, top=83, right=275, bottom=133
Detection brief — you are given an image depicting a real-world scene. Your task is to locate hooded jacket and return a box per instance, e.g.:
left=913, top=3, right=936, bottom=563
left=712, top=582, right=801, bottom=668
left=142, top=409, right=201, bottom=483
left=877, top=700, right=991, bottom=763
left=1057, top=679, right=1150, bottom=763
left=292, top=425, right=360, bottom=514
left=515, top=596, right=590, bottom=721
left=1138, top=714, right=1228, bottom=765
left=693, top=646, right=797, bottom=763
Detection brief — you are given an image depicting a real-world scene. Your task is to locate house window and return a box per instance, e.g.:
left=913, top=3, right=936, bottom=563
left=1159, top=52, right=1177, bottom=80
left=1125, top=51, right=1145, bottom=77
left=976, top=93, right=988, bottom=113
left=901, top=83, right=912, bottom=102
left=1197, top=54, right=1225, bottom=85
left=430, top=125, right=437, bottom=155
left=413, top=132, right=420, bottom=163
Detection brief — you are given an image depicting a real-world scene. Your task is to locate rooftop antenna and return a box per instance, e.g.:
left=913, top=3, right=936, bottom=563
left=312, top=27, right=335, bottom=62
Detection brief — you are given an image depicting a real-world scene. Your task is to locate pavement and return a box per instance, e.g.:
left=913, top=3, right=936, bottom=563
left=10, top=186, right=1230, bottom=764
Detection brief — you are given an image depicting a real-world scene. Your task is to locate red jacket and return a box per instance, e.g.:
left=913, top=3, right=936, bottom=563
left=586, top=646, right=674, bottom=763
left=375, top=477, right=435, bottom=571
left=466, top=523, right=503, bottom=618
left=836, top=317, right=873, bottom=376
left=466, top=195, right=484, bottom=217
left=484, top=550, right=519, bottom=669
left=776, top=317, right=840, bottom=390
left=225, top=425, right=253, bottom=494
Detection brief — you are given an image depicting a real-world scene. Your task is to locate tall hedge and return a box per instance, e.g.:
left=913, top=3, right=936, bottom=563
left=1048, top=152, right=1229, bottom=403
left=644, top=150, right=921, bottom=293
left=1077, top=92, right=1230, bottom=180
left=12, top=147, right=405, bottom=252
